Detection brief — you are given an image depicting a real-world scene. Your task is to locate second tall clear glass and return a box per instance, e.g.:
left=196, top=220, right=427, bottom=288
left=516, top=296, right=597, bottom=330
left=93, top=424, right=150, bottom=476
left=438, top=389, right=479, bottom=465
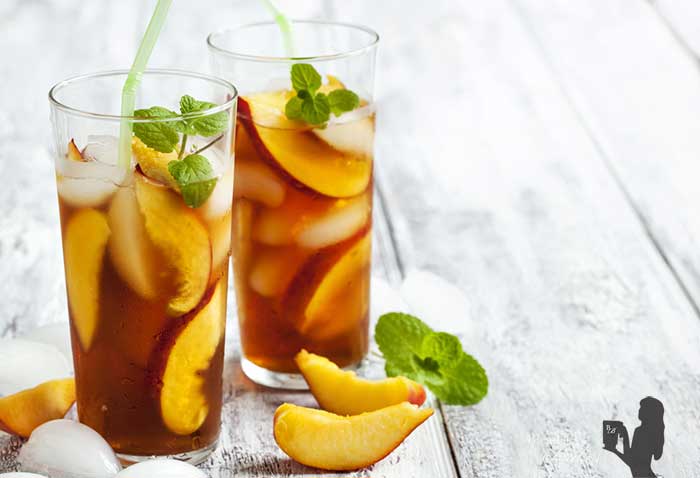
left=208, top=21, right=379, bottom=389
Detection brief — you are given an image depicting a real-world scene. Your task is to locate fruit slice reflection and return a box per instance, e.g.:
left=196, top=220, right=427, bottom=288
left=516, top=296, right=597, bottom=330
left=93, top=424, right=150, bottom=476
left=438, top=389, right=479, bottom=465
left=158, top=280, right=226, bottom=436
left=64, top=208, right=111, bottom=351
left=273, top=402, right=433, bottom=471
left=135, top=173, right=211, bottom=316
left=0, top=378, right=76, bottom=438
left=296, top=350, right=426, bottom=415
left=239, top=96, right=372, bottom=198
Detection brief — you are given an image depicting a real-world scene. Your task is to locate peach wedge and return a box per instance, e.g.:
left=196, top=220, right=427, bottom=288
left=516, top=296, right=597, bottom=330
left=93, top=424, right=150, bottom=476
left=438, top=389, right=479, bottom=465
left=296, top=350, right=426, bottom=415
left=273, top=402, right=433, bottom=471
left=0, top=378, right=75, bottom=438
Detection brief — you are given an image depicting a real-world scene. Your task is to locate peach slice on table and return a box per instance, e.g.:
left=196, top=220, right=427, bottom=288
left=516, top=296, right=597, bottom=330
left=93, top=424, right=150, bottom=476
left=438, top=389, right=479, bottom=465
left=63, top=208, right=111, bottom=351
left=135, top=173, right=211, bottom=316
left=238, top=95, right=372, bottom=198
left=295, top=350, right=426, bottom=415
left=234, top=159, right=286, bottom=208
left=248, top=246, right=310, bottom=298
left=289, top=232, right=371, bottom=341
left=158, top=280, right=226, bottom=435
left=0, top=379, right=75, bottom=438
left=273, top=402, right=433, bottom=471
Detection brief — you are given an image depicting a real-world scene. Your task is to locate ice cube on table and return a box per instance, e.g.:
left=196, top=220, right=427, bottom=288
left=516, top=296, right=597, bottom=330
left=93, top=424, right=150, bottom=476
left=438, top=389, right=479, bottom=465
left=20, top=324, right=73, bottom=369
left=370, top=276, right=409, bottom=324
left=114, top=459, right=206, bottom=478
left=17, top=419, right=121, bottom=478
left=0, top=473, right=49, bottom=477
left=0, top=339, right=71, bottom=397
left=400, top=269, right=471, bottom=330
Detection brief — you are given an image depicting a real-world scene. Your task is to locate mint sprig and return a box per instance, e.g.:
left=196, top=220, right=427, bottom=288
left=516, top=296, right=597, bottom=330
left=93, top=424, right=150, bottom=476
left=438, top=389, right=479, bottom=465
left=132, top=94, right=228, bottom=208
left=375, top=313, right=488, bottom=406
left=285, top=63, right=360, bottom=126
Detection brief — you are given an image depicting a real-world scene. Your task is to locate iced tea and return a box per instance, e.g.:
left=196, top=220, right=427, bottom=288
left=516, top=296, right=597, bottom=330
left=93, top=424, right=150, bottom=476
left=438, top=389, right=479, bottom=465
left=49, top=71, right=236, bottom=461
left=232, top=88, right=374, bottom=374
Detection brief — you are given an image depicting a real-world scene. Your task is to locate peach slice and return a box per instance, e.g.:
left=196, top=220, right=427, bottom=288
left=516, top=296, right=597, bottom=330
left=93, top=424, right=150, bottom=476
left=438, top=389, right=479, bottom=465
left=159, top=280, right=226, bottom=435
left=234, top=159, right=286, bottom=207
left=296, top=350, right=426, bottom=415
left=294, top=232, right=371, bottom=341
left=273, top=402, right=433, bottom=471
left=63, top=208, right=111, bottom=351
left=135, top=173, right=211, bottom=316
left=248, top=247, right=310, bottom=298
left=0, top=379, right=75, bottom=438
left=131, top=136, right=179, bottom=189
left=238, top=96, right=372, bottom=198
left=67, top=139, right=84, bottom=162
left=107, top=186, right=162, bottom=300
left=208, top=210, right=233, bottom=286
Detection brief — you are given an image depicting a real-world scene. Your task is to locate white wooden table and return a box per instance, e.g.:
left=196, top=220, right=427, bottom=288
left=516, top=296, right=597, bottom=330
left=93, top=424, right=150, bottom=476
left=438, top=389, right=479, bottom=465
left=2, top=1, right=700, bottom=476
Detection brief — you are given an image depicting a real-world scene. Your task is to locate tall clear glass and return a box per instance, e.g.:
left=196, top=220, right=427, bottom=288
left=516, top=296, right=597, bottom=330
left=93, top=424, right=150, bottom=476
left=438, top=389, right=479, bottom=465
left=208, top=21, right=378, bottom=389
left=48, top=70, right=237, bottom=464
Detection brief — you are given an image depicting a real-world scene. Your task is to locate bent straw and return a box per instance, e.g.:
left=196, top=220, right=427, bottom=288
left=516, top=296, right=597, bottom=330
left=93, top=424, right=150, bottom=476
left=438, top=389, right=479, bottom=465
left=260, top=0, right=295, bottom=58
left=118, top=0, right=173, bottom=170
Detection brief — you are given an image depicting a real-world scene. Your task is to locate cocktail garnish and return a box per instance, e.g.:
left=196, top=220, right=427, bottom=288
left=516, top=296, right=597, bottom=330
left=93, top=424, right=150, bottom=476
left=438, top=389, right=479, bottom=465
left=133, top=94, right=229, bottom=208
left=285, top=63, right=360, bottom=126
left=375, top=313, right=489, bottom=405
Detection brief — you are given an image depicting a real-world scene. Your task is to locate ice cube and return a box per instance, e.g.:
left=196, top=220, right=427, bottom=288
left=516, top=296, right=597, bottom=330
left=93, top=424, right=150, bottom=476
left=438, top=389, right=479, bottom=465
left=17, top=419, right=121, bottom=478
left=295, top=194, right=370, bottom=249
left=20, top=323, right=73, bottom=369
left=114, top=459, right=206, bottom=478
left=0, top=339, right=71, bottom=396
left=82, top=135, right=119, bottom=165
left=400, top=269, right=471, bottom=330
left=0, top=473, right=48, bottom=477
left=370, top=276, right=409, bottom=324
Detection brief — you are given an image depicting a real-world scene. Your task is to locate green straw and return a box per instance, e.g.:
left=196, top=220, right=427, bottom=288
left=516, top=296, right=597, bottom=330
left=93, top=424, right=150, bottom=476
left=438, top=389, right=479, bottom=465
left=260, top=0, right=294, bottom=57
left=118, top=0, right=173, bottom=170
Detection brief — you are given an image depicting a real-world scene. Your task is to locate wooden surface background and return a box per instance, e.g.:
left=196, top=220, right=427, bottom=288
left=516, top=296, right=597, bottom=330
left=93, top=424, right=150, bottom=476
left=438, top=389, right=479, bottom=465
left=1, top=0, right=700, bottom=476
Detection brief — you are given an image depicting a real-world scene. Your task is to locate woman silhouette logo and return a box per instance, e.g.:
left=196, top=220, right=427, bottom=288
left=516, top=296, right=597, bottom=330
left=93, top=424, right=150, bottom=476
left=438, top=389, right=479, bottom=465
left=603, top=397, right=665, bottom=478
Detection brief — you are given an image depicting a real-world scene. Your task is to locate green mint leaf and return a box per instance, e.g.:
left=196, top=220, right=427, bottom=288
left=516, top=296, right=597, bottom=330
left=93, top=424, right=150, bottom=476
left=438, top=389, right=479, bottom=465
left=376, top=313, right=488, bottom=406
left=285, top=96, right=304, bottom=120
left=179, top=95, right=229, bottom=137
left=133, top=107, right=181, bottom=153
left=301, top=93, right=330, bottom=125
left=328, top=89, right=360, bottom=116
left=291, top=63, right=322, bottom=94
left=167, top=154, right=218, bottom=208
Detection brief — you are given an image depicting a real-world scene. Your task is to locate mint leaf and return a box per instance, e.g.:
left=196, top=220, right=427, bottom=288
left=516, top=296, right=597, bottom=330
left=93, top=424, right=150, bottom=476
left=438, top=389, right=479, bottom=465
left=285, top=96, right=303, bottom=120
left=133, top=107, right=181, bottom=153
left=167, top=154, right=218, bottom=208
left=376, top=313, right=488, bottom=406
left=291, top=63, right=322, bottom=94
left=301, top=93, right=330, bottom=125
left=328, top=89, right=360, bottom=116
left=178, top=95, right=229, bottom=137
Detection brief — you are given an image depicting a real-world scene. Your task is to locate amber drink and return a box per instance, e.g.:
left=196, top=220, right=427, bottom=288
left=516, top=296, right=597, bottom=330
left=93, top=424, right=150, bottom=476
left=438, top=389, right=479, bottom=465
left=209, top=21, right=379, bottom=388
left=49, top=70, right=237, bottom=463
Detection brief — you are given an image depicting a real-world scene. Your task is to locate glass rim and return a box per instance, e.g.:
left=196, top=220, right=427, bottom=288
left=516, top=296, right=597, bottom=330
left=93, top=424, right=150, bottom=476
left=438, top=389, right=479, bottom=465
left=48, top=68, right=238, bottom=122
left=206, top=19, right=380, bottom=63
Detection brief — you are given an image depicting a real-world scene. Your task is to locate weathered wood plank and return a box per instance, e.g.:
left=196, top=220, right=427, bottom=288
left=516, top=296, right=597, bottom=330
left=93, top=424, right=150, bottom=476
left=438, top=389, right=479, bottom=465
left=0, top=1, right=459, bottom=476
left=335, top=0, right=700, bottom=476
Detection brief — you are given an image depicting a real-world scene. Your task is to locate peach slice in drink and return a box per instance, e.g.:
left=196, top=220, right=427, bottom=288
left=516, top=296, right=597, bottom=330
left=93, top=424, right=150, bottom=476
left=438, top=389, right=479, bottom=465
left=157, top=279, right=226, bottom=435
left=238, top=95, right=372, bottom=198
left=207, top=210, right=232, bottom=286
left=131, top=136, right=179, bottom=190
left=135, top=173, right=211, bottom=316
left=295, top=350, right=426, bottom=415
left=273, top=402, right=433, bottom=471
left=63, top=208, right=111, bottom=351
left=0, top=378, right=75, bottom=438
left=286, top=232, right=371, bottom=341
